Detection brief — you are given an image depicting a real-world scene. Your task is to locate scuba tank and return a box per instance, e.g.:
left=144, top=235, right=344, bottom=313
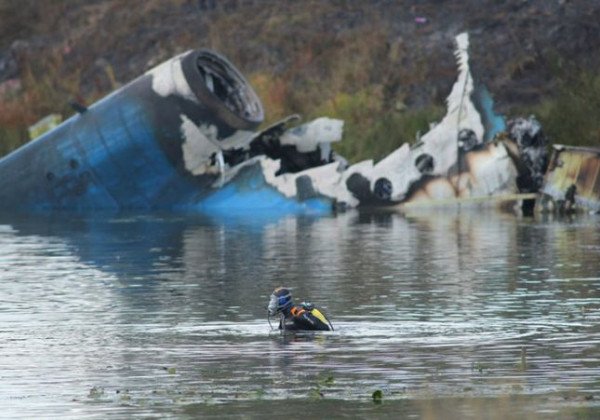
left=267, top=289, right=334, bottom=331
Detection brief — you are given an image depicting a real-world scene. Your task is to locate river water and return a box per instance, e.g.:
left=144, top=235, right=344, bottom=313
left=1, top=209, right=599, bottom=418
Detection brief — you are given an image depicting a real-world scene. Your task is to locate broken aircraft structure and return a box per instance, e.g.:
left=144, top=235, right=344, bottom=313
left=0, top=33, right=550, bottom=214
left=338, top=33, right=547, bottom=210
left=537, top=145, right=600, bottom=214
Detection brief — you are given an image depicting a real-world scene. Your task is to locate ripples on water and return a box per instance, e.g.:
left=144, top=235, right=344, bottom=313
left=1, top=210, right=600, bottom=418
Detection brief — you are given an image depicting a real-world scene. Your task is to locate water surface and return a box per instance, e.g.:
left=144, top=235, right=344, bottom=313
left=1, top=209, right=600, bottom=418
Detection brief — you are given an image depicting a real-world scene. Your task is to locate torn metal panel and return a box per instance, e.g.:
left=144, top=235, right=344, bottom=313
left=341, top=32, right=496, bottom=204
left=504, top=116, right=548, bottom=193
left=342, top=32, right=543, bottom=210
left=348, top=33, right=508, bottom=205
left=0, top=50, right=306, bottom=212
left=280, top=118, right=343, bottom=152
left=537, top=145, right=600, bottom=213
left=213, top=116, right=350, bottom=211
left=241, top=117, right=346, bottom=176
left=417, top=32, right=485, bottom=176
left=0, top=42, right=342, bottom=214
left=190, top=157, right=334, bottom=214
left=0, top=49, right=270, bottom=211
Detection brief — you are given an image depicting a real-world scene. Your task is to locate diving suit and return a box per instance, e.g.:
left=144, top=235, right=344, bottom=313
left=267, top=287, right=333, bottom=331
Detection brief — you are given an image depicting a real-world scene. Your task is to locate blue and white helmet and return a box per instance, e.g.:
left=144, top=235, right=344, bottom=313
left=268, top=287, right=293, bottom=316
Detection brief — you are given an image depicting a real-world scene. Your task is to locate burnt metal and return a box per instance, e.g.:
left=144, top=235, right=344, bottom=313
left=0, top=50, right=264, bottom=211
left=374, top=178, right=393, bottom=200
left=507, top=116, right=548, bottom=193
left=538, top=144, right=600, bottom=213
left=346, top=173, right=392, bottom=206
left=458, top=128, right=479, bottom=152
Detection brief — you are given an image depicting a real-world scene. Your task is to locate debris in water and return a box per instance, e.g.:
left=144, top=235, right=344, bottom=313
left=520, top=346, right=528, bottom=371
left=372, top=389, right=383, bottom=404
left=537, top=144, right=600, bottom=214
left=88, top=386, right=105, bottom=398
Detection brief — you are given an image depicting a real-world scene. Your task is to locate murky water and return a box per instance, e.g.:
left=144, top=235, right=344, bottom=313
left=1, top=209, right=600, bottom=418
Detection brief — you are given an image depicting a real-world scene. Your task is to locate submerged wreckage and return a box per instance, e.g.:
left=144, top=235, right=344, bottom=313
left=0, top=33, right=594, bottom=214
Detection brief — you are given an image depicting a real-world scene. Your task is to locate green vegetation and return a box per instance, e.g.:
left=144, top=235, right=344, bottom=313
left=3, top=53, right=597, bottom=164
left=524, top=71, right=600, bottom=148
left=0, top=48, right=96, bottom=155
left=372, top=389, right=383, bottom=404
left=251, top=73, right=445, bottom=162
left=1, top=0, right=599, bottom=162
left=471, top=361, right=490, bottom=373
left=87, top=386, right=105, bottom=399
left=308, top=372, right=335, bottom=399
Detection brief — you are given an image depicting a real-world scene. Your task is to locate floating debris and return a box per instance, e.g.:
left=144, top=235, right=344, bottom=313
left=537, top=144, right=600, bottom=214
left=162, top=366, right=177, bottom=374
left=88, top=386, right=105, bottom=398
left=520, top=346, right=528, bottom=371
left=27, top=114, right=62, bottom=140
left=372, top=389, right=383, bottom=404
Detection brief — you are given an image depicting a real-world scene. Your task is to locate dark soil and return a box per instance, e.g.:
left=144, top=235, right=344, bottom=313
left=1, top=0, right=599, bottom=154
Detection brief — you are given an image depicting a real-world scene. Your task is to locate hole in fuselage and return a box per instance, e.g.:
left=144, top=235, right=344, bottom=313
left=195, top=54, right=261, bottom=122
left=374, top=177, right=393, bottom=200
left=415, top=153, right=435, bottom=174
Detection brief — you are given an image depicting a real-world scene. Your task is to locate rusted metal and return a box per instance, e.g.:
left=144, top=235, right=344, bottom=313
left=537, top=145, right=600, bottom=213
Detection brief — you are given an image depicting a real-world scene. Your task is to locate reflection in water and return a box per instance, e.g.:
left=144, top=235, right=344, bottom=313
left=0, top=210, right=599, bottom=418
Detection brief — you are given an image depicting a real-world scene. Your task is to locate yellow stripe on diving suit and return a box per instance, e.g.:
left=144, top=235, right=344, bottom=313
left=310, top=308, right=329, bottom=326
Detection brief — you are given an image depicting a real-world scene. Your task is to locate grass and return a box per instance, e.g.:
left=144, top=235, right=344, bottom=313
left=1, top=0, right=599, bottom=161
left=516, top=68, right=600, bottom=148
left=2, top=47, right=598, bottom=164
left=335, top=105, right=445, bottom=163
left=0, top=127, right=27, bottom=157
left=251, top=72, right=445, bottom=164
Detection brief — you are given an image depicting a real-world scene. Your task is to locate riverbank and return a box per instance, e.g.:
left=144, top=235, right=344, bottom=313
left=1, top=0, right=599, bottom=159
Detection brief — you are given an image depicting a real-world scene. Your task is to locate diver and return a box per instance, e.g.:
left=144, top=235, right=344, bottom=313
left=267, top=287, right=334, bottom=331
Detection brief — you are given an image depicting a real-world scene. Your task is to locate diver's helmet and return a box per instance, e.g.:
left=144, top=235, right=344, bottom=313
left=268, top=287, right=293, bottom=316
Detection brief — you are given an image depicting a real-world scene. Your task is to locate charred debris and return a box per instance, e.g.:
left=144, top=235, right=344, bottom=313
left=0, top=33, right=596, bottom=215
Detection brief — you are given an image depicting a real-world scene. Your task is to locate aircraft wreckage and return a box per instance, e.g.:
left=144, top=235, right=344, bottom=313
left=0, top=33, right=569, bottom=214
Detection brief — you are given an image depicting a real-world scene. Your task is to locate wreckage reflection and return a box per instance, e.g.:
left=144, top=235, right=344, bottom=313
left=1, top=209, right=597, bottom=324
left=0, top=209, right=562, bottom=316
